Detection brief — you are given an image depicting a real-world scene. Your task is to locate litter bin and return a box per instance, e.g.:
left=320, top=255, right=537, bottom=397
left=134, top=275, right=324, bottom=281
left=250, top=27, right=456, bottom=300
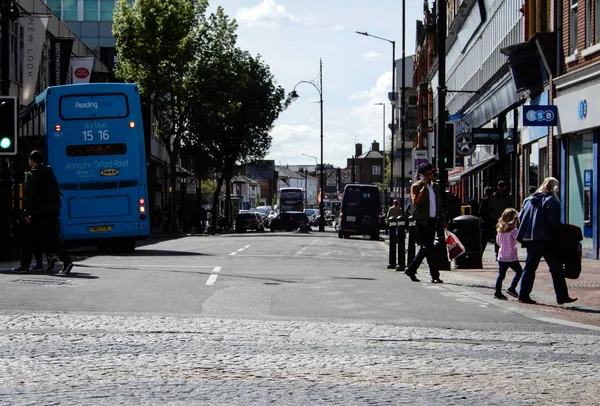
left=452, top=215, right=482, bottom=269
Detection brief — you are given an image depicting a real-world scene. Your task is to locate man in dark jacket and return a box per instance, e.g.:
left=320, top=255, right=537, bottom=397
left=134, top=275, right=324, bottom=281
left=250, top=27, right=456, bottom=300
left=12, top=150, right=73, bottom=275
left=403, top=163, right=447, bottom=283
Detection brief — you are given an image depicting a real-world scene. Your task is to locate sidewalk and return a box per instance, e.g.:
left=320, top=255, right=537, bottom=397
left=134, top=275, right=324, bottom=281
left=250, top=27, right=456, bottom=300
left=386, top=232, right=600, bottom=327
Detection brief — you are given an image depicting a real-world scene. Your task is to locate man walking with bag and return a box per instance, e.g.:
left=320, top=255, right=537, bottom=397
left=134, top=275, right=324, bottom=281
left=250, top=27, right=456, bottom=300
left=403, top=163, right=447, bottom=283
left=12, top=150, right=73, bottom=275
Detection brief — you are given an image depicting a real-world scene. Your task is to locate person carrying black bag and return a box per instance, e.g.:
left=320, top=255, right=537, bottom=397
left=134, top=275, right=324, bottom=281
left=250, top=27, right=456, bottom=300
left=516, top=177, right=576, bottom=305
left=12, top=150, right=73, bottom=275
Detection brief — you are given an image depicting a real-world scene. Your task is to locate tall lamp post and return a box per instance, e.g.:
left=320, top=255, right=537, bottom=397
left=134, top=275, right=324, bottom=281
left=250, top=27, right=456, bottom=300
left=356, top=31, right=396, bottom=207
left=301, top=153, right=318, bottom=206
left=291, top=59, right=325, bottom=232
left=374, top=102, right=387, bottom=212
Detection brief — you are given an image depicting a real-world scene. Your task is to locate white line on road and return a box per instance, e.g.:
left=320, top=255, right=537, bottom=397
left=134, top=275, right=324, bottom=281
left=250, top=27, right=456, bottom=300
left=231, top=245, right=251, bottom=255
left=205, top=266, right=222, bottom=286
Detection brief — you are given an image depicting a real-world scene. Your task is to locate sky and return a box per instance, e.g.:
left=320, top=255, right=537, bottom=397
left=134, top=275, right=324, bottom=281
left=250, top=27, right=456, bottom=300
left=207, top=0, right=424, bottom=168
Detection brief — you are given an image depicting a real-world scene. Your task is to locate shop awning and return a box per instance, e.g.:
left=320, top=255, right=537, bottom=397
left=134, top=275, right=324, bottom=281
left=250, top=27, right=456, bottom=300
left=448, top=155, right=499, bottom=185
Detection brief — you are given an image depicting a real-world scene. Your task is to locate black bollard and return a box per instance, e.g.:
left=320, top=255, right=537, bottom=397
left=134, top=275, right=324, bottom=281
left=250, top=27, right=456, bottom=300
left=387, top=216, right=397, bottom=269
left=396, top=215, right=406, bottom=271
left=407, top=218, right=417, bottom=264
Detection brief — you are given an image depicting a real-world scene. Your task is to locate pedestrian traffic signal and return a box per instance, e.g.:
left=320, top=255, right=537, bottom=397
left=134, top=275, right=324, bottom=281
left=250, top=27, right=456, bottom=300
left=443, top=123, right=456, bottom=170
left=0, top=96, right=17, bottom=156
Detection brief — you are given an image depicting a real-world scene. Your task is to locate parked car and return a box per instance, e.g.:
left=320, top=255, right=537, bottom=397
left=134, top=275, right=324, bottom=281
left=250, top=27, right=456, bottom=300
left=235, top=212, right=264, bottom=233
left=269, top=211, right=309, bottom=231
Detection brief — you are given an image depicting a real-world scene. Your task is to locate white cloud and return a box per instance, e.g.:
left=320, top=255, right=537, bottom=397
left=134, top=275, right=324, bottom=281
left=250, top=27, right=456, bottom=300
left=362, top=51, right=381, bottom=59
left=330, top=25, right=344, bottom=31
left=350, top=72, right=391, bottom=101
left=235, top=0, right=300, bottom=28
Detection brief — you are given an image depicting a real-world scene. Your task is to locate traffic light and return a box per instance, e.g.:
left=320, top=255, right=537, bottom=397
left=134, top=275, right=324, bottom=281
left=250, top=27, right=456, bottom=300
left=0, top=96, right=17, bottom=156
left=443, top=122, right=456, bottom=170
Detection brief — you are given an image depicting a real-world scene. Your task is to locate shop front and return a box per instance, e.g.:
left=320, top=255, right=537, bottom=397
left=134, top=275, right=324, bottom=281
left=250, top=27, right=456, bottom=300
left=555, top=81, right=600, bottom=259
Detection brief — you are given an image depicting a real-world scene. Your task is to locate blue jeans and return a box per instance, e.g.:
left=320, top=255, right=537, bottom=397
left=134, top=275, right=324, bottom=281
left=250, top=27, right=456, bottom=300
left=495, top=261, right=523, bottom=293
left=519, top=240, right=569, bottom=301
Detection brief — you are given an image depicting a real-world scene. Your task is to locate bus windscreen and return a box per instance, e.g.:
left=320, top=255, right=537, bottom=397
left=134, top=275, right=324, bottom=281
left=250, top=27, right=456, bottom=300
left=60, top=93, right=129, bottom=120
left=66, top=143, right=127, bottom=157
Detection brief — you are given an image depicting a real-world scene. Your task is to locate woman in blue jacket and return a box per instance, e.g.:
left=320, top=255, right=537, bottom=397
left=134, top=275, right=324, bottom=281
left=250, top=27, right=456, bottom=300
left=516, top=177, right=576, bottom=305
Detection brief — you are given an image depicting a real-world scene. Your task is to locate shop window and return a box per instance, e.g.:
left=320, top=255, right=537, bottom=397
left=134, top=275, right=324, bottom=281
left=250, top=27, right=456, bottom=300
left=567, top=133, right=593, bottom=252
left=527, top=142, right=539, bottom=191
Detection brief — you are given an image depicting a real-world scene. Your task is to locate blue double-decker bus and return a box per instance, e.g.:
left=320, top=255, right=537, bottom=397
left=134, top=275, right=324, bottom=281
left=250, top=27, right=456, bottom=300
left=33, top=83, right=149, bottom=251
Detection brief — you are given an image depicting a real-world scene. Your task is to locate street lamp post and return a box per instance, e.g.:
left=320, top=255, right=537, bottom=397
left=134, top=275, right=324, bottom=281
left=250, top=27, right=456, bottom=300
left=291, top=59, right=325, bottom=232
left=356, top=31, right=396, bottom=207
left=374, top=102, right=387, bottom=212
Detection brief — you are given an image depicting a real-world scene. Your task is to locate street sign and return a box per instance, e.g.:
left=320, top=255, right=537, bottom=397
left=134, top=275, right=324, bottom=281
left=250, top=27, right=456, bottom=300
left=326, top=169, right=336, bottom=186
left=456, top=132, right=475, bottom=156
left=341, top=168, right=351, bottom=184
left=472, top=128, right=501, bottom=145
left=186, top=177, right=196, bottom=194
left=523, top=105, right=557, bottom=126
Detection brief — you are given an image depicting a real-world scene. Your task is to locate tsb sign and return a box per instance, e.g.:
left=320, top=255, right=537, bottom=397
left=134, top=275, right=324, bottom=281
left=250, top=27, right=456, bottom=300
left=523, top=105, right=557, bottom=126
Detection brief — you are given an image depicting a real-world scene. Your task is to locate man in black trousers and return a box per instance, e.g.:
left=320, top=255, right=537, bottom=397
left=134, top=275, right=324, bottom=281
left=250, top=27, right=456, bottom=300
left=12, top=150, right=73, bottom=275
left=403, top=163, right=447, bottom=283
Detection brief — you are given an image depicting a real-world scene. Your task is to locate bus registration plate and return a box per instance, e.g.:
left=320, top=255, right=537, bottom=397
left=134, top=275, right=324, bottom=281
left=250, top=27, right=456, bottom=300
left=90, top=226, right=112, bottom=232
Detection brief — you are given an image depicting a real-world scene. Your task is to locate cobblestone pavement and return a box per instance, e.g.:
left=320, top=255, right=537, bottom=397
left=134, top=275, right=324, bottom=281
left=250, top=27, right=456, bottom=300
left=1, top=313, right=599, bottom=405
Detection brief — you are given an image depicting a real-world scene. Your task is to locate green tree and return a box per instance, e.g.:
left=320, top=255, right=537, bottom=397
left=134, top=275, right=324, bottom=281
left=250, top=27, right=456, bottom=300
left=186, top=8, right=287, bottom=232
left=113, top=0, right=207, bottom=230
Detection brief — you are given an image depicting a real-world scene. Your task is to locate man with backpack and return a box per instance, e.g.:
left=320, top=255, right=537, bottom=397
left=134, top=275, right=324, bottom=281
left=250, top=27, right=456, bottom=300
left=12, top=150, right=73, bottom=275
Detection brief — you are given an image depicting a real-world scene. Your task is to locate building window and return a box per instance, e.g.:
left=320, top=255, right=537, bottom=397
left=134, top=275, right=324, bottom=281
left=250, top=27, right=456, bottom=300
left=570, top=0, right=578, bottom=53
left=372, top=165, right=382, bottom=176
left=46, top=0, right=62, bottom=15
left=596, top=0, right=600, bottom=43
left=62, top=0, right=78, bottom=20
left=586, top=0, right=592, bottom=46
left=100, top=0, right=117, bottom=21
left=84, top=0, right=98, bottom=20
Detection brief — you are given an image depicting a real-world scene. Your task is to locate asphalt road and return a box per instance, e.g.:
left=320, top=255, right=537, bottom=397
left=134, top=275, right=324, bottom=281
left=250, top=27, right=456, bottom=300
left=1, top=231, right=599, bottom=405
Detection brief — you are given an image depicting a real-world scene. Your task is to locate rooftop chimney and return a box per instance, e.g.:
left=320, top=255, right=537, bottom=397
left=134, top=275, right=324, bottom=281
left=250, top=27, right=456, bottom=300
left=372, top=141, right=380, bottom=152
left=355, top=143, right=363, bottom=157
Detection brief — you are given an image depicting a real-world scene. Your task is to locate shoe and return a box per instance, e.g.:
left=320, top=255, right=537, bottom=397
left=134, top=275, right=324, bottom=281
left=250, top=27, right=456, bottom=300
left=557, top=297, right=578, bottom=305
left=58, top=262, right=74, bottom=276
left=431, top=279, right=444, bottom=284
left=404, top=269, right=420, bottom=282
left=518, top=296, right=537, bottom=304
left=506, top=287, right=518, bottom=298
left=47, top=256, right=57, bottom=272
left=12, top=266, right=29, bottom=273
left=494, top=292, right=508, bottom=300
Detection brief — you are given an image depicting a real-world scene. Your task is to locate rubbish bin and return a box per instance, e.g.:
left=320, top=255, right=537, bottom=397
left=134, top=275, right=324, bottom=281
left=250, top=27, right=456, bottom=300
left=452, top=215, right=482, bottom=269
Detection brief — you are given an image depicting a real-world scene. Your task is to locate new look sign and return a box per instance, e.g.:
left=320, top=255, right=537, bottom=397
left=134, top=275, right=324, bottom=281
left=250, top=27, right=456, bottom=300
left=523, top=105, right=557, bottom=126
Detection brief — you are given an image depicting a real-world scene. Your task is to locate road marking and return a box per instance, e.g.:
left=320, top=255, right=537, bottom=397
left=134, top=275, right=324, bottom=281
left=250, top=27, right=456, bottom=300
left=231, top=245, right=251, bottom=256
left=205, top=266, right=221, bottom=286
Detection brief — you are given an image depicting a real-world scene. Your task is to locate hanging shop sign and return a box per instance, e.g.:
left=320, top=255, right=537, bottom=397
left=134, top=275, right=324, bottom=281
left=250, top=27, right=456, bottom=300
left=523, top=105, right=558, bottom=126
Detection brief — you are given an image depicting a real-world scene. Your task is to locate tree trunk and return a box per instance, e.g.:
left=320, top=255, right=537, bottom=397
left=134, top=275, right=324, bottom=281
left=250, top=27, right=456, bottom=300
left=210, top=175, right=224, bottom=235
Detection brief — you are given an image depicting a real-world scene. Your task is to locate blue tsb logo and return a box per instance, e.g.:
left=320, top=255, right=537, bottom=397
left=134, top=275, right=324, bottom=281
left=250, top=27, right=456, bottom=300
left=579, top=99, right=588, bottom=120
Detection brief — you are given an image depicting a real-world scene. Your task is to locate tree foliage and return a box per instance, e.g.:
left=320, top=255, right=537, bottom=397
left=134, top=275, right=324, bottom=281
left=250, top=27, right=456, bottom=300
left=113, top=0, right=207, bottom=228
